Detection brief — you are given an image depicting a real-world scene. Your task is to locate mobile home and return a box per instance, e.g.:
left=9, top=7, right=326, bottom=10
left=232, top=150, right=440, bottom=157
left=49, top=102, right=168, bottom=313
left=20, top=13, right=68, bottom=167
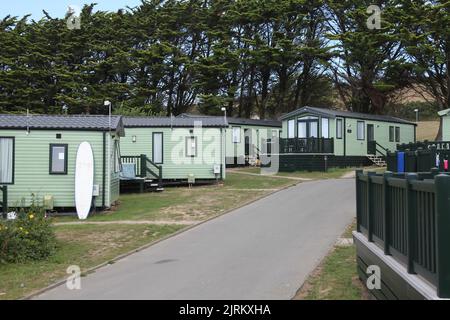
left=225, top=118, right=282, bottom=166
left=120, top=117, right=227, bottom=182
left=177, top=114, right=282, bottom=166
left=277, top=106, right=416, bottom=171
left=0, top=114, right=124, bottom=211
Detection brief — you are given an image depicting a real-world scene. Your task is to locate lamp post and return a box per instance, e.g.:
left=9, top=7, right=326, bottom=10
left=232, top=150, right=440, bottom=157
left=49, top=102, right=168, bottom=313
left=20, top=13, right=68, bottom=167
left=221, top=106, right=227, bottom=122
left=221, top=106, right=227, bottom=168
left=414, top=108, right=419, bottom=123
left=104, top=100, right=112, bottom=179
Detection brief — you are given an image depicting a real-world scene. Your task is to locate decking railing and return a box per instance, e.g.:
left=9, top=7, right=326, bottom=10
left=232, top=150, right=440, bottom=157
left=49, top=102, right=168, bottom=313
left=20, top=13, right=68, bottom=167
left=121, top=155, right=162, bottom=185
left=0, top=185, right=7, bottom=218
left=356, top=170, right=450, bottom=298
left=278, top=138, right=334, bottom=154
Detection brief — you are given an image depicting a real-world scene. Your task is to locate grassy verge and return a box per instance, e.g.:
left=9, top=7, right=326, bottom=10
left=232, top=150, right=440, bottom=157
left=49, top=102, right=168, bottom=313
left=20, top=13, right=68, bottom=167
left=1, top=172, right=298, bottom=299
left=294, top=221, right=369, bottom=300
left=233, top=166, right=369, bottom=180
left=0, top=223, right=184, bottom=300
left=54, top=173, right=296, bottom=223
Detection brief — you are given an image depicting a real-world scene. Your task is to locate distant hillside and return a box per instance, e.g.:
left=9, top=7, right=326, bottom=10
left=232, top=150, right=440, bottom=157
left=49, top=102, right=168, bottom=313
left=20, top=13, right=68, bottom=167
left=416, top=121, right=440, bottom=141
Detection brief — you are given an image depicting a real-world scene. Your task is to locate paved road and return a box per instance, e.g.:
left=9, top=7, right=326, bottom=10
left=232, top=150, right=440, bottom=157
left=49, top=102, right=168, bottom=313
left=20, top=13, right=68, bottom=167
left=35, top=178, right=355, bottom=300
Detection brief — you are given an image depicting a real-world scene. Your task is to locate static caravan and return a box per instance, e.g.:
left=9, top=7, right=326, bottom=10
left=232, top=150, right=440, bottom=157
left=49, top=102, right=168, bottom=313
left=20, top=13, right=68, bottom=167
left=225, top=118, right=282, bottom=166
left=177, top=114, right=282, bottom=166
left=277, top=106, right=416, bottom=171
left=0, top=114, right=124, bottom=211
left=120, top=117, right=227, bottom=183
left=438, top=108, right=450, bottom=140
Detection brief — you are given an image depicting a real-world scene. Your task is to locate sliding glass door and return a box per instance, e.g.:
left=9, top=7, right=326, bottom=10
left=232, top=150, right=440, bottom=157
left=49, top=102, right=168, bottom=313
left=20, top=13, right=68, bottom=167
left=297, top=116, right=319, bottom=138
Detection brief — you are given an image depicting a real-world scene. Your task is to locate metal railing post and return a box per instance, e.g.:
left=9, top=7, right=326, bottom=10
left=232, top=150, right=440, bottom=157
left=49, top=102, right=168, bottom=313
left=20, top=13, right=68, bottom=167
left=355, top=170, right=363, bottom=233
left=367, top=171, right=376, bottom=242
left=435, top=174, right=450, bottom=298
left=406, top=173, right=418, bottom=274
left=383, top=171, right=393, bottom=255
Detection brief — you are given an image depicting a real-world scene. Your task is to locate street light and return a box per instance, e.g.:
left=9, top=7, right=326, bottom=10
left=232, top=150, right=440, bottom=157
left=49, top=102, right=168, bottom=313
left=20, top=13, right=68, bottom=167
left=104, top=100, right=112, bottom=175
left=414, top=108, right=419, bottom=123
left=104, top=100, right=112, bottom=127
left=221, top=107, right=227, bottom=122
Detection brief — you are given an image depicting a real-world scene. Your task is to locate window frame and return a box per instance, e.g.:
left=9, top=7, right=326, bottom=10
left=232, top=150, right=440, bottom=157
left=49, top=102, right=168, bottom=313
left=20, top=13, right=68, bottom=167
left=389, top=126, right=395, bottom=142
left=0, top=136, right=15, bottom=185
left=321, top=118, right=330, bottom=138
left=287, top=119, right=295, bottom=138
left=357, top=121, right=365, bottom=141
left=186, top=136, right=198, bottom=158
left=297, top=116, right=319, bottom=138
left=395, top=127, right=400, bottom=143
left=336, top=118, right=343, bottom=139
left=232, top=126, right=241, bottom=143
left=49, top=143, right=68, bottom=175
left=152, top=132, right=164, bottom=164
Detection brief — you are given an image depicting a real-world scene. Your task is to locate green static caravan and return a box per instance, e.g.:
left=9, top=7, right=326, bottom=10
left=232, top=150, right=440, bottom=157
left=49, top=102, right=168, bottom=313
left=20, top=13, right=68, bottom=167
left=0, top=114, right=125, bottom=212
left=438, top=108, right=450, bottom=140
left=277, top=106, right=417, bottom=171
left=177, top=114, right=282, bottom=167
left=225, top=118, right=282, bottom=167
left=121, top=117, right=228, bottom=182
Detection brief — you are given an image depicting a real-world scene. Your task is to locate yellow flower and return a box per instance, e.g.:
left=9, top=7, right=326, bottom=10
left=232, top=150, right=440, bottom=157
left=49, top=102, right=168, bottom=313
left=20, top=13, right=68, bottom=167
left=25, top=231, right=29, bottom=235
left=19, top=227, right=23, bottom=231
left=29, top=214, right=35, bottom=220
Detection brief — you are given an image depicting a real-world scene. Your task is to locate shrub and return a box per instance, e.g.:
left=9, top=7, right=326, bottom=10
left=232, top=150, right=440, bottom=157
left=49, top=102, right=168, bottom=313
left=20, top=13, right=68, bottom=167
left=0, top=200, right=57, bottom=264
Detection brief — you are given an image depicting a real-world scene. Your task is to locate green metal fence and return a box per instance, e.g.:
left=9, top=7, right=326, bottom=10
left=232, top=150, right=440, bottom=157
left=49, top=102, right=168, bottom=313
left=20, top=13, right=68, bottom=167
left=356, top=170, right=450, bottom=298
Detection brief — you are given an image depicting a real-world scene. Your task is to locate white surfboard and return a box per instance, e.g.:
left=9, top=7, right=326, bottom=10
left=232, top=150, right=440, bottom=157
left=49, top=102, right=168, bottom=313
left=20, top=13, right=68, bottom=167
left=75, top=142, right=94, bottom=220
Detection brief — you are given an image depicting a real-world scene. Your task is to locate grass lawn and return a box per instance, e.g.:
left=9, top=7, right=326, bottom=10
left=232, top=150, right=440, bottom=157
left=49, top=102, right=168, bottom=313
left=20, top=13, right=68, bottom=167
left=294, top=221, right=369, bottom=300
left=55, top=173, right=297, bottom=223
left=0, top=223, right=184, bottom=300
left=1, top=172, right=298, bottom=300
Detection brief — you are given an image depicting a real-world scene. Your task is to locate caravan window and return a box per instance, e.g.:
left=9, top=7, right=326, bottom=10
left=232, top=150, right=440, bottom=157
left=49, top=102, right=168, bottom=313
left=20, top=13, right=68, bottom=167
left=152, top=132, right=163, bottom=164
left=357, top=121, right=365, bottom=140
left=186, top=136, right=197, bottom=157
left=389, top=126, right=395, bottom=142
left=287, top=120, right=295, bottom=138
left=50, top=144, right=68, bottom=174
left=321, top=118, right=329, bottom=138
left=0, top=137, right=14, bottom=184
left=336, top=119, right=343, bottom=139
left=395, top=127, right=400, bottom=143
left=232, top=127, right=241, bottom=143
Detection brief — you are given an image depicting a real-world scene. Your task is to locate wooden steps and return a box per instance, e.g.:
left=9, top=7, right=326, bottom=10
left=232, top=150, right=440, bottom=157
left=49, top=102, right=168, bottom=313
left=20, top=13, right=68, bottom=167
left=367, top=154, right=387, bottom=167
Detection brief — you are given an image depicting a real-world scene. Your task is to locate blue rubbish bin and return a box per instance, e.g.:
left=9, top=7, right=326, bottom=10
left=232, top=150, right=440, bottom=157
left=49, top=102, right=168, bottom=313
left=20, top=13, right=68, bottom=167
left=397, top=152, right=405, bottom=173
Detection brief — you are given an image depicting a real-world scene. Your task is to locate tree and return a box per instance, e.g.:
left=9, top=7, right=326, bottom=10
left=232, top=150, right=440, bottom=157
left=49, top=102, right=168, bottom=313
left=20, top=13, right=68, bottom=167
left=325, top=0, right=412, bottom=114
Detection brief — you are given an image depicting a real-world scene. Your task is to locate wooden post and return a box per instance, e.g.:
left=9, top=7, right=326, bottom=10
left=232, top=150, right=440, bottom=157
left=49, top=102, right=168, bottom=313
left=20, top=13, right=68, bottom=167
left=355, top=170, right=363, bottom=233
left=435, top=174, right=450, bottom=298
left=367, top=171, right=376, bottom=242
left=383, top=171, right=393, bottom=255
left=405, top=173, right=418, bottom=274
left=140, top=154, right=147, bottom=178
